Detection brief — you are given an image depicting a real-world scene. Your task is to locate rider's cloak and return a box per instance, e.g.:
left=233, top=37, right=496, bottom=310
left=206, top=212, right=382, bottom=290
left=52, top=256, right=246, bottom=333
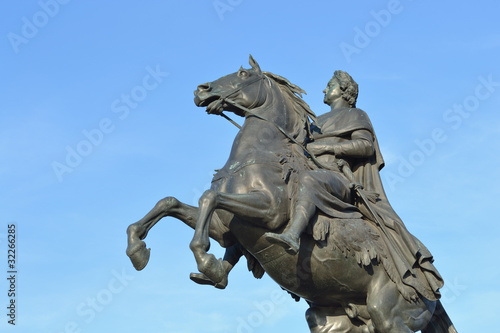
left=312, top=107, right=444, bottom=302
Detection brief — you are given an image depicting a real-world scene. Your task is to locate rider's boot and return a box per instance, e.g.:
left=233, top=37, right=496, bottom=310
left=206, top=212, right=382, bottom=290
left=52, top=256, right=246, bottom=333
left=190, top=243, right=243, bottom=289
left=265, top=230, right=301, bottom=254
left=264, top=202, right=313, bottom=255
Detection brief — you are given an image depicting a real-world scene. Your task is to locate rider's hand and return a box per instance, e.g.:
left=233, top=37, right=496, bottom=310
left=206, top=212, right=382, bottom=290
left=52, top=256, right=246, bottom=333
left=307, top=142, right=326, bottom=156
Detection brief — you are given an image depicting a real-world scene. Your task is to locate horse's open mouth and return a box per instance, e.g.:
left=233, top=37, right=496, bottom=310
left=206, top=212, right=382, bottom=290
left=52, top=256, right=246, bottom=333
left=194, top=94, right=228, bottom=114
left=194, top=94, right=219, bottom=107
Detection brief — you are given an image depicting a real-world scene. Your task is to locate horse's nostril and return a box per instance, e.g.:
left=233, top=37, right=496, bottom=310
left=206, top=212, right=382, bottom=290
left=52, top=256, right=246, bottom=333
left=197, top=82, right=211, bottom=92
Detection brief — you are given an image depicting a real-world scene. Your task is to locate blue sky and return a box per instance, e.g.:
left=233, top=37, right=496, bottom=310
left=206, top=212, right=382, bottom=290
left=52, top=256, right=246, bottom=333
left=1, top=0, right=499, bottom=332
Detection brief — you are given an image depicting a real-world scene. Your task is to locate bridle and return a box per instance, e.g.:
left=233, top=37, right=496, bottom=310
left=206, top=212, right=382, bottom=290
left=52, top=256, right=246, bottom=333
left=209, top=74, right=267, bottom=128
left=211, top=72, right=334, bottom=171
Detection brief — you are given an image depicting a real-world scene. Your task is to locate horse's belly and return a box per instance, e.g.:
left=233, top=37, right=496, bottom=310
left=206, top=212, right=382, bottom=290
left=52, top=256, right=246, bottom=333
left=259, top=237, right=372, bottom=305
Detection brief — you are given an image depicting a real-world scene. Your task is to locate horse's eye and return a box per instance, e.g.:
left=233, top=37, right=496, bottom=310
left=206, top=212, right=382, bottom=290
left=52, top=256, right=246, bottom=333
left=238, top=70, right=249, bottom=78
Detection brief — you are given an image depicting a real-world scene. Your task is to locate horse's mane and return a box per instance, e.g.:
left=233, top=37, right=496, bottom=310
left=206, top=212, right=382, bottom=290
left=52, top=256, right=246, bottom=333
left=263, top=71, right=317, bottom=143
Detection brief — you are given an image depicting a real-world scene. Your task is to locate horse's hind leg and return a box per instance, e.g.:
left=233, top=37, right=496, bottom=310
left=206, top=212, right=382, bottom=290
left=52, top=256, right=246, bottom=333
left=306, top=305, right=371, bottom=333
left=366, top=273, right=435, bottom=333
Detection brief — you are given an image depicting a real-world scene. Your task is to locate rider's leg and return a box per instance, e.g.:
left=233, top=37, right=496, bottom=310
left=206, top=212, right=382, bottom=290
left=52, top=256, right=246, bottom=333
left=264, top=170, right=322, bottom=254
left=265, top=170, right=355, bottom=254
left=265, top=199, right=315, bottom=254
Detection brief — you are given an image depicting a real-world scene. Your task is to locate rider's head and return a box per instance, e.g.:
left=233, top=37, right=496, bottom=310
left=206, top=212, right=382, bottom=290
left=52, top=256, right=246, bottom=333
left=332, top=70, right=358, bottom=108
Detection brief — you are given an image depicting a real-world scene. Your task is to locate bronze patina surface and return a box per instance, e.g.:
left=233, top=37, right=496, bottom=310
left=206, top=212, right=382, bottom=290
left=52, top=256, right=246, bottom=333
left=126, top=56, right=456, bottom=333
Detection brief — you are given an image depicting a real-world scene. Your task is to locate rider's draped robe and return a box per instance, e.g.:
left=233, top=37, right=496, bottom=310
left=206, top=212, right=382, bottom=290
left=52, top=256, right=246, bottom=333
left=308, top=107, right=443, bottom=301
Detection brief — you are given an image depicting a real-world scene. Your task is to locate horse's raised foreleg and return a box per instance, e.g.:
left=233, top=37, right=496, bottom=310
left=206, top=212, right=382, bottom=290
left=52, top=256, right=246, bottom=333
left=190, top=188, right=281, bottom=284
left=126, top=196, right=231, bottom=271
left=126, top=197, right=197, bottom=270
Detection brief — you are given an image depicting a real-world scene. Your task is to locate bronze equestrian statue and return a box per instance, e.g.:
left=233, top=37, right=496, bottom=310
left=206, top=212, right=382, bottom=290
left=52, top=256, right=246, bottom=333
left=126, top=55, right=457, bottom=333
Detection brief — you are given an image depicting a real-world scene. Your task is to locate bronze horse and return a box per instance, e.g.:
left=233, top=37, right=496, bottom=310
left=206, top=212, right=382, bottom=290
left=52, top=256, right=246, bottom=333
left=126, top=56, right=456, bottom=333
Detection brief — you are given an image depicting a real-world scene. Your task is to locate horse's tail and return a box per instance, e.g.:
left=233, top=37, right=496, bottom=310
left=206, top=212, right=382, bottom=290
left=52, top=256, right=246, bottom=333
left=421, top=301, right=457, bottom=333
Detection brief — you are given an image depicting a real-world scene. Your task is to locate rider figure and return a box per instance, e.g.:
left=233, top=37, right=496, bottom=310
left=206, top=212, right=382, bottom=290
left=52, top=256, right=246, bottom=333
left=265, top=70, right=370, bottom=254
left=267, top=70, right=443, bottom=301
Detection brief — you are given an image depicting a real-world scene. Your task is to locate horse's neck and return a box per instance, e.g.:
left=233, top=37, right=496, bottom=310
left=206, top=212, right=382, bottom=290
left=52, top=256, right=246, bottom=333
left=228, top=117, right=288, bottom=160
left=255, top=86, right=305, bottom=139
left=223, top=86, right=308, bottom=167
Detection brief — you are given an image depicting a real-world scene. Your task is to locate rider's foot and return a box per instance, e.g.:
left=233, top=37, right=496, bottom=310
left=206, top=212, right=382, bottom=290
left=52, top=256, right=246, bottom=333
left=189, top=272, right=228, bottom=289
left=264, top=232, right=300, bottom=254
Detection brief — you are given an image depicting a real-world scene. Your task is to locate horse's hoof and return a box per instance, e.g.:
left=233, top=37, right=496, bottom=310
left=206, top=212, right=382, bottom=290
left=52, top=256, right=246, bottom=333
left=198, top=255, right=228, bottom=289
left=264, top=232, right=299, bottom=255
left=190, top=272, right=228, bottom=289
left=190, top=272, right=215, bottom=286
left=126, top=241, right=151, bottom=271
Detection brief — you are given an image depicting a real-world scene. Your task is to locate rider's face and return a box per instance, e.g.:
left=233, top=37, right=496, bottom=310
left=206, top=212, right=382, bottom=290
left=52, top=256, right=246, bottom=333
left=323, top=78, right=342, bottom=106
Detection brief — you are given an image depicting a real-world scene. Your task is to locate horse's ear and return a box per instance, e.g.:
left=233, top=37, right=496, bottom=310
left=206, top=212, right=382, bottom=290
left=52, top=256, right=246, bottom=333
left=249, top=54, right=262, bottom=74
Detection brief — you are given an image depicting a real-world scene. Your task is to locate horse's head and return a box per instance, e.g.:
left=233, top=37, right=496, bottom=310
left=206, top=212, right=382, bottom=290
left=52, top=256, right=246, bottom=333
left=194, top=55, right=268, bottom=116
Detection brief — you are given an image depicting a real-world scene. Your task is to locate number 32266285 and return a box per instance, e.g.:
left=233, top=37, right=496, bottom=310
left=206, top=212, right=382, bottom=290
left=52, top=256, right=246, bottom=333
left=7, top=224, right=15, bottom=268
